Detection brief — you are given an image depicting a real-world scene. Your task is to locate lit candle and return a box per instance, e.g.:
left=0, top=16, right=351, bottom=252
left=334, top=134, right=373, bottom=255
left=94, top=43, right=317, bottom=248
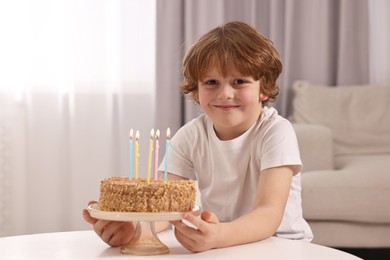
left=135, top=130, right=140, bottom=179
left=154, top=129, right=160, bottom=180
left=164, top=128, right=171, bottom=182
left=129, top=129, right=133, bottom=180
left=147, top=129, right=154, bottom=183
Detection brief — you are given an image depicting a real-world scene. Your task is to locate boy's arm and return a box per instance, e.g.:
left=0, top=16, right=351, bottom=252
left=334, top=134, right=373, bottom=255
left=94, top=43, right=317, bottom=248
left=221, top=166, right=293, bottom=246
left=171, top=166, right=293, bottom=252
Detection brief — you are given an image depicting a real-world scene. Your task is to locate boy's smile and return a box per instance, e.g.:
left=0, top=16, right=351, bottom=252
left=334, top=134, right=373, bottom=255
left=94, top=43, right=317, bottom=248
left=197, top=67, right=267, bottom=140
left=213, top=103, right=240, bottom=111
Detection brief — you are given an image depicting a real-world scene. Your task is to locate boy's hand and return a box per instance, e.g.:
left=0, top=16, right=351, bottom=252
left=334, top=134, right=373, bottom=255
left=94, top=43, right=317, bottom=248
left=82, top=201, right=136, bottom=247
left=170, top=210, right=221, bottom=252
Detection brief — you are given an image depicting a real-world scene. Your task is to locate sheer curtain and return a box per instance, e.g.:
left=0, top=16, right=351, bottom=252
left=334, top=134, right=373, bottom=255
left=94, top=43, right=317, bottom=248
left=155, top=0, right=379, bottom=128
left=0, top=0, right=156, bottom=236
left=369, top=0, right=390, bottom=85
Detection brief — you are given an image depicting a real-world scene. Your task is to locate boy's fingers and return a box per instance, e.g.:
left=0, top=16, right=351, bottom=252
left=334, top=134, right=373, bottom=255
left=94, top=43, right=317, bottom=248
left=88, top=200, right=98, bottom=206
left=200, top=211, right=219, bottom=224
left=182, top=212, right=208, bottom=231
left=83, top=201, right=98, bottom=225
left=82, top=209, right=98, bottom=225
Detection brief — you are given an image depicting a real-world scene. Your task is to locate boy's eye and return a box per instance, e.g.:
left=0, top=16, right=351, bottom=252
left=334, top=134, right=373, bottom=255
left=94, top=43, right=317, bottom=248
left=206, top=79, right=218, bottom=85
left=233, top=79, right=246, bottom=85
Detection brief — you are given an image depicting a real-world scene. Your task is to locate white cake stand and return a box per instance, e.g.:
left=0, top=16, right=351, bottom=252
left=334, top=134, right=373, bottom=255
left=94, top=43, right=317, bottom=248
left=88, top=203, right=201, bottom=255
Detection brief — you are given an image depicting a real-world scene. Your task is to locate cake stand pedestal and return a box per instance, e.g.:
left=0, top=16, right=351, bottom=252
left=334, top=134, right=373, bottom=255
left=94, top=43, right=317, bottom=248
left=88, top=203, right=201, bottom=255
left=121, top=221, right=168, bottom=255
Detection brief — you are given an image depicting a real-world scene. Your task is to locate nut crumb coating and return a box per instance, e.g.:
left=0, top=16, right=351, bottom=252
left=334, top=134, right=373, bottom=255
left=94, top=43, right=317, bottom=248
left=99, top=177, right=196, bottom=212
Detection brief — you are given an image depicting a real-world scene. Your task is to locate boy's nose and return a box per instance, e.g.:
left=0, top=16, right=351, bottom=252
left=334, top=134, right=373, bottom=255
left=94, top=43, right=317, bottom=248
left=217, top=84, right=234, bottom=99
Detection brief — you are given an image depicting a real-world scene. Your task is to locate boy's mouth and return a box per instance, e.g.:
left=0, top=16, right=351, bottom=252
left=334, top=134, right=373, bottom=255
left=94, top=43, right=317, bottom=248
left=213, top=104, right=240, bottom=111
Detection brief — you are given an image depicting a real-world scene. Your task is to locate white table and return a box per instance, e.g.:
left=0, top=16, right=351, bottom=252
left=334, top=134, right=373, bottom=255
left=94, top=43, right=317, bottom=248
left=0, top=230, right=361, bottom=259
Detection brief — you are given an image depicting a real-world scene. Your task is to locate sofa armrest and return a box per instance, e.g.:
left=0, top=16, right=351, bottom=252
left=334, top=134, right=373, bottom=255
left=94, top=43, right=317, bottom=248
left=292, top=123, right=334, bottom=172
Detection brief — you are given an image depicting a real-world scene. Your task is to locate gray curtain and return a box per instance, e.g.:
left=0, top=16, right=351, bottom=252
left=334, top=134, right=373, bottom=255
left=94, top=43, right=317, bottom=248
left=155, top=0, right=369, bottom=133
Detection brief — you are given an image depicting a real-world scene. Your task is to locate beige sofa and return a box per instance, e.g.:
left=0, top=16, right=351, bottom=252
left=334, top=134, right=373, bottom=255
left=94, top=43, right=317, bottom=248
left=289, top=80, right=390, bottom=248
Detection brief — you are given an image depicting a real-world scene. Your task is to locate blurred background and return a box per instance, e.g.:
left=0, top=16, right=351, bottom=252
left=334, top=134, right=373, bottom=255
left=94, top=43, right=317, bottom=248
left=0, top=0, right=389, bottom=237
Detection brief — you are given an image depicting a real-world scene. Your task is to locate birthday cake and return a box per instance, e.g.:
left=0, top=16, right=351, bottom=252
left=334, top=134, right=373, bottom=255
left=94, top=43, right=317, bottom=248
left=99, top=177, right=196, bottom=213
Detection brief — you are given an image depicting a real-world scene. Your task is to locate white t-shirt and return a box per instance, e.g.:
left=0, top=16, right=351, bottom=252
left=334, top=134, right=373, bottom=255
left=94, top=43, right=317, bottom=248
left=159, top=106, right=313, bottom=241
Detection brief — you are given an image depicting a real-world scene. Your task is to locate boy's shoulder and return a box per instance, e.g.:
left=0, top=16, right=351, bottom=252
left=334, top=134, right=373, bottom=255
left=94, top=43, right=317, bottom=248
left=182, top=113, right=209, bottom=130
left=174, top=113, right=210, bottom=138
left=257, top=107, right=294, bottom=134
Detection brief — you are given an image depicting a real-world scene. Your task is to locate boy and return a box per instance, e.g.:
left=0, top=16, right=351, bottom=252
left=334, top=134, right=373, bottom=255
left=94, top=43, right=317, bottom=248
left=83, top=21, right=313, bottom=252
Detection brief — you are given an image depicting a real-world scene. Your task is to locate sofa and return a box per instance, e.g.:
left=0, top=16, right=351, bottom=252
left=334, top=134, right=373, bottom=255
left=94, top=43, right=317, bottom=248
left=289, top=80, right=390, bottom=248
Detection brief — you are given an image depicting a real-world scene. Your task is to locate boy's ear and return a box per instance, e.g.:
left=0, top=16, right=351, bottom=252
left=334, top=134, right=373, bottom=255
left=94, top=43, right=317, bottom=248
left=260, top=93, right=268, bottom=102
left=193, top=90, right=200, bottom=103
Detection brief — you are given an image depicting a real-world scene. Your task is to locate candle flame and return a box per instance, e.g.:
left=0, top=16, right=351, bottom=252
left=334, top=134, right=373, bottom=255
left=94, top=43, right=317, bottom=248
left=155, top=129, right=160, bottom=139
left=135, top=130, right=139, bottom=140
left=167, top=128, right=171, bottom=140
left=129, top=129, right=133, bottom=139
left=150, top=128, right=155, bottom=139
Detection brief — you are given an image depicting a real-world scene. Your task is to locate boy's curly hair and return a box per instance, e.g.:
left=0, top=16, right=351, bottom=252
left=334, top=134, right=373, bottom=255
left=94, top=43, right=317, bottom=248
left=180, top=21, right=282, bottom=104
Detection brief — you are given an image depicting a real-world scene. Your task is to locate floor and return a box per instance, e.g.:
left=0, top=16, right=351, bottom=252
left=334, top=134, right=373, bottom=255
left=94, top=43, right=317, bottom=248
left=336, top=248, right=390, bottom=260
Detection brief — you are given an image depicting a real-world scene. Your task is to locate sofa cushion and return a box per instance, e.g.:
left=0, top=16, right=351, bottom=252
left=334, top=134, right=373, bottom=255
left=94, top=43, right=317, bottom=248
left=301, top=154, right=390, bottom=223
left=292, top=123, right=334, bottom=172
left=290, top=80, right=390, bottom=156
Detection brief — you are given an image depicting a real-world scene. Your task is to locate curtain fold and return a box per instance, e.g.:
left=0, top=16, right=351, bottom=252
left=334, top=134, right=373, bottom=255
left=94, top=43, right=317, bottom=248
left=369, top=0, right=390, bottom=85
left=156, top=0, right=370, bottom=125
left=155, top=0, right=186, bottom=134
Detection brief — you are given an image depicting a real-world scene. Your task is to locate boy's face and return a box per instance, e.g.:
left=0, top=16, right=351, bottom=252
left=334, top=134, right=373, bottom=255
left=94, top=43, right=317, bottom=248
left=196, top=67, right=268, bottom=140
